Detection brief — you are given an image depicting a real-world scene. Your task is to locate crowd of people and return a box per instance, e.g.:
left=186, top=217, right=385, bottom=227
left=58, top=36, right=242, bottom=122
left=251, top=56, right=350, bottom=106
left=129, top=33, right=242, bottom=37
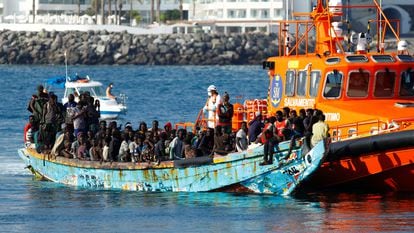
left=23, top=84, right=329, bottom=165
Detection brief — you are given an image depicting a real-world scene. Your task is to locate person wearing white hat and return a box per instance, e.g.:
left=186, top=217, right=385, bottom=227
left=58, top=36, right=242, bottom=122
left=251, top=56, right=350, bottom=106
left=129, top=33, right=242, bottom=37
left=203, top=85, right=222, bottom=128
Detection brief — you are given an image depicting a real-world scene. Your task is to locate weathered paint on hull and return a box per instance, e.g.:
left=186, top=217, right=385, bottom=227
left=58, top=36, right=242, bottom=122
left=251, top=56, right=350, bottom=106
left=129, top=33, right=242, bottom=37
left=17, top=140, right=326, bottom=195
left=240, top=141, right=326, bottom=194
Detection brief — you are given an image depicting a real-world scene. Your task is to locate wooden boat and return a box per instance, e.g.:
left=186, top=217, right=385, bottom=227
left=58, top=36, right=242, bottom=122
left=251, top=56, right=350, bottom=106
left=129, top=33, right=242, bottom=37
left=17, top=139, right=326, bottom=195
left=261, top=0, right=414, bottom=191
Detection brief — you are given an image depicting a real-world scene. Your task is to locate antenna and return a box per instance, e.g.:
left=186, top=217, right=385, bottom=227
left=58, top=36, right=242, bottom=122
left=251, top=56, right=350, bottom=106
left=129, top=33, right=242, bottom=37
left=379, top=0, right=382, bottom=52
left=64, top=50, right=68, bottom=81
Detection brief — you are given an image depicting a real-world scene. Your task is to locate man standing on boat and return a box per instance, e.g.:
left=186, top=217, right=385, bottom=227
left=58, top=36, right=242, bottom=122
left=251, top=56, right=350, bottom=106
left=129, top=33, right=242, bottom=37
left=311, top=114, right=329, bottom=148
left=217, top=92, right=234, bottom=134
left=203, top=85, right=222, bottom=129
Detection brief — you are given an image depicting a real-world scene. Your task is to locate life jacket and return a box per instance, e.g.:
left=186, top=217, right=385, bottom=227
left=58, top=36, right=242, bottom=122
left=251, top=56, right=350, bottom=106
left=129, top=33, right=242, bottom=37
left=261, top=122, right=275, bottom=144
left=275, top=119, right=287, bottom=137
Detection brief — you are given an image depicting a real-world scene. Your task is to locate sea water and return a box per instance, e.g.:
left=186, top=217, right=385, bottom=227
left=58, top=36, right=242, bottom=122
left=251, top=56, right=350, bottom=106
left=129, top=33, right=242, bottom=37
left=1, top=65, right=413, bottom=233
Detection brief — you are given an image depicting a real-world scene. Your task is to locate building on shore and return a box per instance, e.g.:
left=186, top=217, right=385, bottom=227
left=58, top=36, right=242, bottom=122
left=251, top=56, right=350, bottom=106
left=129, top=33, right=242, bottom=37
left=0, top=0, right=412, bottom=35
left=0, top=0, right=183, bottom=25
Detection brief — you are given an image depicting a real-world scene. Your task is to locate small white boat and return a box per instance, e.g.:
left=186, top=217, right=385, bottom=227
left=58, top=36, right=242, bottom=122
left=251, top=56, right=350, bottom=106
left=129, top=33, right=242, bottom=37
left=47, top=75, right=127, bottom=120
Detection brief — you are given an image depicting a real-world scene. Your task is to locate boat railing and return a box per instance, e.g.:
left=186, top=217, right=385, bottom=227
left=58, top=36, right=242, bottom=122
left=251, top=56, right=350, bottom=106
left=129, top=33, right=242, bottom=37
left=118, top=93, right=128, bottom=108
left=175, top=122, right=195, bottom=133
left=391, top=117, right=414, bottom=130
left=194, top=100, right=269, bottom=133
left=274, top=0, right=401, bottom=58
left=330, top=117, right=412, bottom=142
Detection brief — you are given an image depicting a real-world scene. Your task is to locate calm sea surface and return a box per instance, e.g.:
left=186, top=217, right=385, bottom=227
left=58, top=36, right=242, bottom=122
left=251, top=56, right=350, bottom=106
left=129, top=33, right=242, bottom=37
left=1, top=65, right=414, bottom=233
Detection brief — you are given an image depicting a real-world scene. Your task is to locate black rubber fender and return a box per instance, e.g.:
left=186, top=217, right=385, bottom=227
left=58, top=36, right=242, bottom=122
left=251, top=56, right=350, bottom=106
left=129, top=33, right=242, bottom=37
left=327, top=130, right=414, bottom=160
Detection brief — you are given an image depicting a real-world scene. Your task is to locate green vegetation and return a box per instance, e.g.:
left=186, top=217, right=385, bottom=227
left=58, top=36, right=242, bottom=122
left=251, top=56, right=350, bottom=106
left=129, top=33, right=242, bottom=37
left=160, top=9, right=181, bottom=22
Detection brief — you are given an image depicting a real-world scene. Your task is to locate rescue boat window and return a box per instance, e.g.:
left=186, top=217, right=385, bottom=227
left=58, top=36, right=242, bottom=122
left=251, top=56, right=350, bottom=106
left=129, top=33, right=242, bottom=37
left=285, top=71, right=295, bottom=96
left=325, top=57, right=340, bottom=65
left=309, top=71, right=321, bottom=97
left=371, top=55, right=394, bottom=63
left=347, top=70, right=369, bottom=97
left=374, top=70, right=396, bottom=98
left=92, top=86, right=105, bottom=97
left=397, top=55, right=414, bottom=62
left=323, top=71, right=343, bottom=98
left=345, top=55, right=368, bottom=63
left=297, top=71, right=307, bottom=96
left=399, top=70, right=414, bottom=97
left=78, top=87, right=92, bottom=95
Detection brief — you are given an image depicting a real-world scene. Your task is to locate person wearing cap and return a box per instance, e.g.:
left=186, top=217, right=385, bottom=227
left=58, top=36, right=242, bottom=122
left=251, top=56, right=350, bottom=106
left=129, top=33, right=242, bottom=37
left=203, top=85, right=222, bottom=129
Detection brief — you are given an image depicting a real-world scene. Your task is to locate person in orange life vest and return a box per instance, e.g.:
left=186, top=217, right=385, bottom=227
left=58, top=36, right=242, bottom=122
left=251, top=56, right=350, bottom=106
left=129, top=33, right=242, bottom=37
left=203, top=85, right=222, bottom=129
left=260, top=116, right=279, bottom=166
left=275, top=110, right=290, bottom=141
left=216, top=92, right=234, bottom=134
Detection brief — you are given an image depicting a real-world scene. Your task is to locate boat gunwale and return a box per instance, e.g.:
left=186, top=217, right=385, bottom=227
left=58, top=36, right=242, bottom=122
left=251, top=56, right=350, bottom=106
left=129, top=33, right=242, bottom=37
left=21, top=146, right=269, bottom=171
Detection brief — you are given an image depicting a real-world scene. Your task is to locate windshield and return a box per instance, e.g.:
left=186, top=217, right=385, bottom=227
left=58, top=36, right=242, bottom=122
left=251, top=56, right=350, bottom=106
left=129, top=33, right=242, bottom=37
left=400, top=71, right=414, bottom=97
left=77, top=86, right=105, bottom=97
left=347, top=70, right=369, bottom=97
left=323, top=71, right=342, bottom=98
left=374, top=71, right=395, bottom=98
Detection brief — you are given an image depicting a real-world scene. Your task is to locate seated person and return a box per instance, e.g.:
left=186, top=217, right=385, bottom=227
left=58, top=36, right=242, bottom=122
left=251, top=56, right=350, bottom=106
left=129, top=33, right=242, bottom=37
left=106, top=83, right=116, bottom=99
left=213, top=126, right=230, bottom=155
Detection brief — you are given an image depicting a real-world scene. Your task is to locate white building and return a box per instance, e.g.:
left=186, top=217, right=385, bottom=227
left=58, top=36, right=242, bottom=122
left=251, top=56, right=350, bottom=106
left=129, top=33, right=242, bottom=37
left=0, top=0, right=412, bottom=35
left=175, top=0, right=315, bottom=33
left=0, top=0, right=183, bottom=24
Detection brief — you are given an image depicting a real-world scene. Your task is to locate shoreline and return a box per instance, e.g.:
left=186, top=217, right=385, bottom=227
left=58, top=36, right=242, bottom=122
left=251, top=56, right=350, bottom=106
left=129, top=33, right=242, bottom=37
left=0, top=29, right=412, bottom=65
left=0, top=30, right=279, bottom=65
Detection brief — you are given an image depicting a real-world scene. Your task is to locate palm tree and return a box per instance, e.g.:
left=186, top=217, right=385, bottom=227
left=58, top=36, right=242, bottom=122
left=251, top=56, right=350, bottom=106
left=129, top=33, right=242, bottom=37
left=150, top=0, right=154, bottom=24
left=118, top=1, right=123, bottom=25
left=179, top=0, right=183, bottom=21
left=114, top=0, right=118, bottom=25
left=93, top=0, right=99, bottom=24
left=108, top=0, right=112, bottom=23
left=101, top=0, right=106, bottom=24
left=32, top=0, right=35, bottom=23
left=129, top=0, right=133, bottom=25
left=77, top=0, right=81, bottom=17
left=129, top=0, right=143, bottom=26
left=156, top=0, right=161, bottom=23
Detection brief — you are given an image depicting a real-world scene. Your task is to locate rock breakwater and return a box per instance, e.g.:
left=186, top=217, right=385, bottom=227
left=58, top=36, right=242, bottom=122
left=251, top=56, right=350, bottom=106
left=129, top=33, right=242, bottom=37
left=0, top=30, right=280, bottom=65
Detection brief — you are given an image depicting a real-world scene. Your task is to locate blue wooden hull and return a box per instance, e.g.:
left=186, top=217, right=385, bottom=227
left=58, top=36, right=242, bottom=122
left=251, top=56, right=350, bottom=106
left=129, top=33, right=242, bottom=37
left=17, top=140, right=326, bottom=195
left=240, top=141, right=326, bottom=194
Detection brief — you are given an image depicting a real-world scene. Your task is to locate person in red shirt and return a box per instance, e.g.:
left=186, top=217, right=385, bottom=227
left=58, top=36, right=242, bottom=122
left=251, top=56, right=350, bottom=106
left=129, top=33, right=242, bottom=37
left=260, top=116, right=278, bottom=165
left=24, top=115, right=37, bottom=144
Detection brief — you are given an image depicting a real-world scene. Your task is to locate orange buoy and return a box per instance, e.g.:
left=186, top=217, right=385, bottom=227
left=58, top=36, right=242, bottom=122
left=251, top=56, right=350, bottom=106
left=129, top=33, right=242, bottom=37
left=244, top=99, right=268, bottom=122
left=232, top=103, right=244, bottom=132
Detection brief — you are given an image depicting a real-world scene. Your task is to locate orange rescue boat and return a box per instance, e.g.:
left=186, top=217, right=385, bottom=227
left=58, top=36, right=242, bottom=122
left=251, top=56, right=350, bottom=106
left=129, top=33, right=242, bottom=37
left=261, top=0, right=414, bottom=192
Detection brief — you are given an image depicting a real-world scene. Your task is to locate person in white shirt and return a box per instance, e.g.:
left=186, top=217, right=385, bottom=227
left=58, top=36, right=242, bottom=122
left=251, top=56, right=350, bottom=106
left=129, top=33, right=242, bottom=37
left=203, top=85, right=222, bottom=129
left=236, top=121, right=248, bottom=152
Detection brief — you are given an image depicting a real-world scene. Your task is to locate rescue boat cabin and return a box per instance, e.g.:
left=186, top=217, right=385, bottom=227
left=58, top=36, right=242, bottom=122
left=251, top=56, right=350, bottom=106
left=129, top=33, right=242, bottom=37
left=263, top=0, right=414, bottom=140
